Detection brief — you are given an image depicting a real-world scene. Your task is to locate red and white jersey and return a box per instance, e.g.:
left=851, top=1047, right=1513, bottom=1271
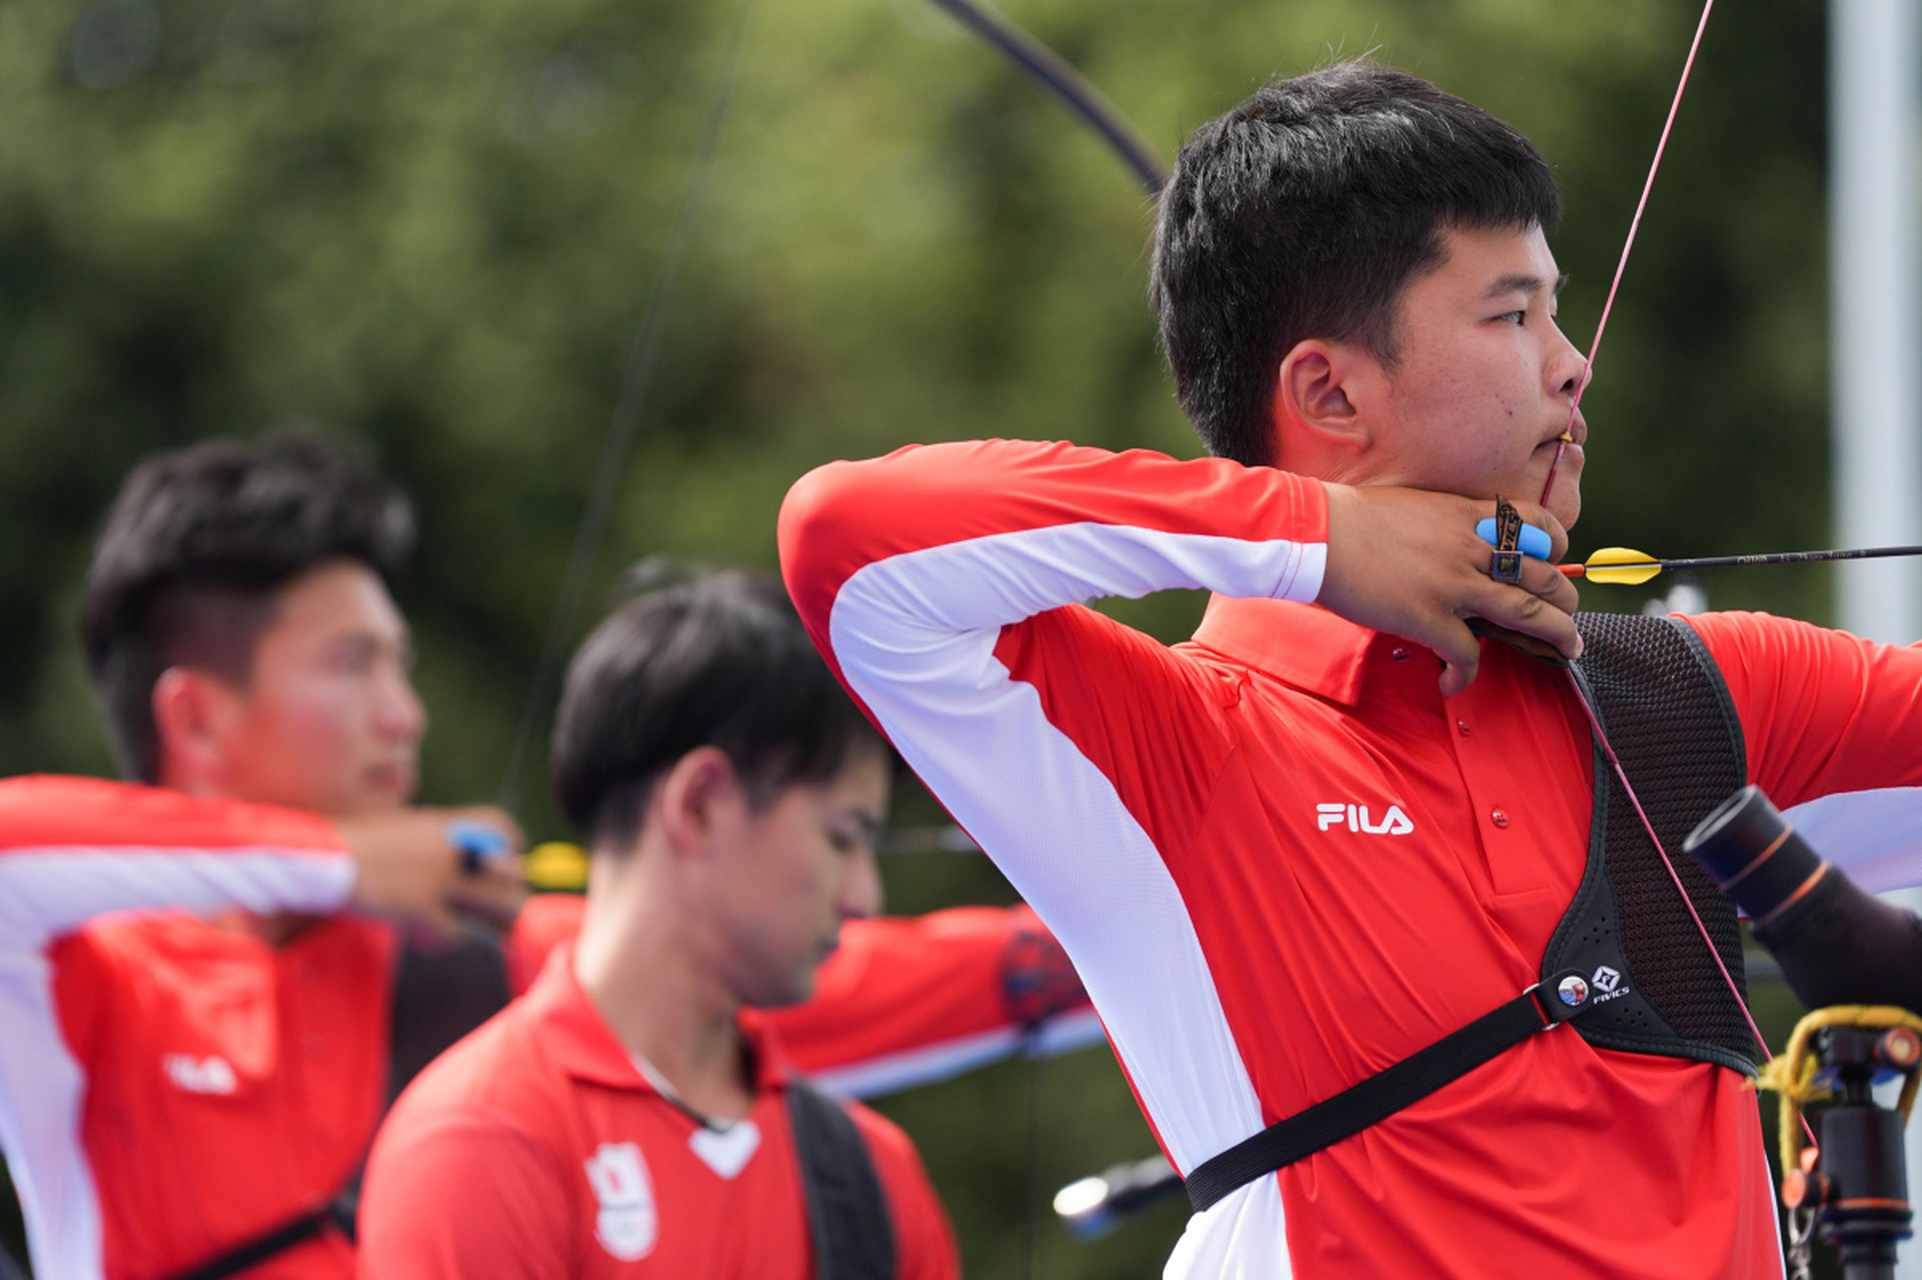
left=779, top=438, right=1922, bottom=1279
left=0, top=776, right=362, bottom=1280
left=0, top=775, right=1094, bottom=1279
left=357, top=950, right=959, bottom=1280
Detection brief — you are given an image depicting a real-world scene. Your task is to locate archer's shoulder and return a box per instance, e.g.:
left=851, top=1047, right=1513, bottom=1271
left=0, top=775, right=341, bottom=855
left=1680, top=611, right=1922, bottom=701
left=384, top=992, right=565, bottom=1138
left=1682, top=608, right=1895, bottom=656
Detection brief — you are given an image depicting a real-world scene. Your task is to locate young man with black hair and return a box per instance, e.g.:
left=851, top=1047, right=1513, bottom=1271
left=357, top=571, right=959, bottom=1279
left=781, top=63, right=1922, bottom=1277
left=0, top=433, right=532, bottom=1280
left=0, top=434, right=528, bottom=1279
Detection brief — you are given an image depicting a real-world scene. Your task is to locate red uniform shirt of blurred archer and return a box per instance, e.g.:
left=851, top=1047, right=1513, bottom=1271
left=0, top=776, right=366, bottom=1280
left=356, top=950, right=959, bottom=1280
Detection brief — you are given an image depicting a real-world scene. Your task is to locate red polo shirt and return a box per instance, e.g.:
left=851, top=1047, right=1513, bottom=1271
left=779, top=438, right=1922, bottom=1279
left=356, top=950, right=959, bottom=1280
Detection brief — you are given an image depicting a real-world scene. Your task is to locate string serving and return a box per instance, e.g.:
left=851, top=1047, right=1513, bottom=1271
left=1541, top=0, right=1719, bottom=507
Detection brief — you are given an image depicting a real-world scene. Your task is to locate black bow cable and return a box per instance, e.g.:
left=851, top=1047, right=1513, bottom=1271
left=497, top=0, right=758, bottom=810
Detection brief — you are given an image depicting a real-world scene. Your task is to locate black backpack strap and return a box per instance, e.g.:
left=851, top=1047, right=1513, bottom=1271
left=1184, top=979, right=1593, bottom=1212
left=786, top=1079, right=897, bottom=1280
left=160, top=933, right=513, bottom=1280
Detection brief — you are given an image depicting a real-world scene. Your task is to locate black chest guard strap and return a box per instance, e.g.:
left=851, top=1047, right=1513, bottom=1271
left=1185, top=613, right=1752, bottom=1214
left=1185, top=978, right=1594, bottom=1211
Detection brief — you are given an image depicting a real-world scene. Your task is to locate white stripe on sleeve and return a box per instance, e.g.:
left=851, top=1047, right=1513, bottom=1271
left=827, top=522, right=1319, bottom=1278
left=0, top=846, right=355, bottom=954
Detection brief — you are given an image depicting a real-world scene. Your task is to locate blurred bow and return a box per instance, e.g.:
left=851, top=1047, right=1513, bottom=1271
left=923, top=0, right=1166, bottom=196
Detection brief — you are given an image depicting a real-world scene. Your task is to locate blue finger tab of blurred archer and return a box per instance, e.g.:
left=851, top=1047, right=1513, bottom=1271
left=447, top=820, right=512, bottom=875
left=1475, top=517, right=1554, bottom=562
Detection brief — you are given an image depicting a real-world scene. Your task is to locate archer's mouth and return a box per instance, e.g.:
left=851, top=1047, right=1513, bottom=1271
left=366, top=762, right=419, bottom=801
left=1547, top=412, right=1588, bottom=448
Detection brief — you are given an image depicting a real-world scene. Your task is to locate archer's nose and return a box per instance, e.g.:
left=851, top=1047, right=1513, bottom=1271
left=1549, top=323, right=1589, bottom=399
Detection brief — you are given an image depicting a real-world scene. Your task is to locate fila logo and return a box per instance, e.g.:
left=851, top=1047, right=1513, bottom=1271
left=1316, top=802, right=1414, bottom=836
left=585, top=1142, right=658, bottom=1261
left=163, top=1054, right=237, bottom=1096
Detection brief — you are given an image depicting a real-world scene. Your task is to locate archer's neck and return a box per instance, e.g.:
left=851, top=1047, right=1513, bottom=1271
left=571, top=855, right=755, bottom=1122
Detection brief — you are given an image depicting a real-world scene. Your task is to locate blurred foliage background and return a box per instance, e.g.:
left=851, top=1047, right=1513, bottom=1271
left=0, top=0, right=1846, bottom=1273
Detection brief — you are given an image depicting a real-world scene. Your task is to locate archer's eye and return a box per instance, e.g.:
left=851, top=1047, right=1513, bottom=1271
left=827, top=825, right=873, bottom=857
left=1495, top=310, right=1526, bottom=325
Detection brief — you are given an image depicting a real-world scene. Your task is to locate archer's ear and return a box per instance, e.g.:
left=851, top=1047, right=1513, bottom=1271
left=654, top=746, right=746, bottom=860
left=1273, top=339, right=1377, bottom=458
left=150, top=667, right=240, bottom=788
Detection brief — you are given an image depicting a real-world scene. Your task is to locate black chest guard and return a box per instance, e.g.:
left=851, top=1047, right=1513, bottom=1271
left=1185, top=612, right=1754, bottom=1212
left=1545, top=611, right=1755, bottom=1075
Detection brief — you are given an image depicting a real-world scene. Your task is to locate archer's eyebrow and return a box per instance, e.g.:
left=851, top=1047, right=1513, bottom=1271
left=1489, top=272, right=1570, bottom=300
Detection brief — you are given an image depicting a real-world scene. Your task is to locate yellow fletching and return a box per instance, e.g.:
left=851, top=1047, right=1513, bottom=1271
left=526, top=841, right=590, bottom=893
left=1580, top=547, right=1663, bottom=586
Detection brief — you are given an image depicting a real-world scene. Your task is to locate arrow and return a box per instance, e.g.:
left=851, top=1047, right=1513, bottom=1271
left=1561, top=544, right=1922, bottom=586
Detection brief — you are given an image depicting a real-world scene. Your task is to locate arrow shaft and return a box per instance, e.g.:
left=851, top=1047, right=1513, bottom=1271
left=1562, top=544, right=1922, bottom=580
left=1654, top=544, right=1922, bottom=572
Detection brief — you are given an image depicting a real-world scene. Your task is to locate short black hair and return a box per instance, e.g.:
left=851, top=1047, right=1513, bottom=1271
left=80, top=432, right=415, bottom=782
left=1151, top=62, right=1562, bottom=466
left=552, top=567, right=887, bottom=849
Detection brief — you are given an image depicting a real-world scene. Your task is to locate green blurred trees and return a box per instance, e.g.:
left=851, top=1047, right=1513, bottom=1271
left=0, top=0, right=1833, bottom=1273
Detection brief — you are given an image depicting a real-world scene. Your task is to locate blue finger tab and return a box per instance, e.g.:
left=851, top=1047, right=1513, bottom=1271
left=1475, top=517, right=1553, bottom=562
left=447, top=820, right=511, bottom=874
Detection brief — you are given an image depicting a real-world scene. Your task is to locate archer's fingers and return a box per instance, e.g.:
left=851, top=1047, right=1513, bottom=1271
left=445, top=890, right=522, bottom=936
left=447, top=863, right=528, bottom=935
left=1507, top=501, right=1571, bottom=564
left=1428, top=618, right=1484, bottom=698
left=1517, top=554, right=1581, bottom=616
left=1469, top=582, right=1584, bottom=662
left=400, top=904, right=469, bottom=948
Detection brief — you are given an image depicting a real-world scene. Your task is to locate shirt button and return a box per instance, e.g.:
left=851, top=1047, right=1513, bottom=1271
left=1491, top=810, right=1511, bottom=828
left=1457, top=720, right=1472, bottom=736
left=1390, top=646, right=1412, bottom=662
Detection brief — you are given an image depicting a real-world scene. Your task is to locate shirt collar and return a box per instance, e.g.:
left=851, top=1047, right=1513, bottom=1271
left=1189, top=595, right=1390, bottom=706
left=526, top=945, right=792, bottom=1094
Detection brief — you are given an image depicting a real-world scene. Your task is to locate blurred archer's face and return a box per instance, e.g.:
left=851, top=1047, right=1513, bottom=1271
left=710, top=746, right=889, bottom=1010
left=211, top=559, right=426, bottom=816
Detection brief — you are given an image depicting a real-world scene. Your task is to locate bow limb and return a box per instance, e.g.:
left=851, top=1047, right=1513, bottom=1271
left=925, top=0, right=1167, bottom=196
